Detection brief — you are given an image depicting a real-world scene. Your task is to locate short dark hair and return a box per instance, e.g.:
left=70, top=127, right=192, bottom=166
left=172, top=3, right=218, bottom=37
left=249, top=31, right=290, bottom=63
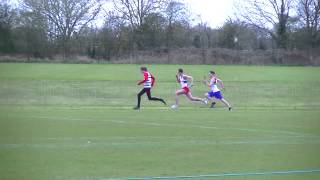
left=209, top=71, right=215, bottom=75
left=178, top=68, right=183, bottom=73
left=140, top=67, right=147, bottom=71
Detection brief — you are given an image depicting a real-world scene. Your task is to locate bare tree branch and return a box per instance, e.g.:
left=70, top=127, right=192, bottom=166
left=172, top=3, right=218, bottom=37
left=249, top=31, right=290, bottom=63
left=112, top=0, right=165, bottom=28
left=23, top=0, right=102, bottom=40
left=235, top=0, right=294, bottom=48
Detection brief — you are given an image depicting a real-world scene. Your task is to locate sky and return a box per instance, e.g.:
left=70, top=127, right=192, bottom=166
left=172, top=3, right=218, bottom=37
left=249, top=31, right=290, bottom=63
left=184, top=0, right=237, bottom=27
left=9, top=0, right=237, bottom=28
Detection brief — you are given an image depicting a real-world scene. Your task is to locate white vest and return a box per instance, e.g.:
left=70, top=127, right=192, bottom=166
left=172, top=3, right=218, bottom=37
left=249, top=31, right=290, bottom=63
left=179, top=75, right=188, bottom=88
left=144, top=72, right=152, bottom=88
left=210, top=78, right=220, bottom=92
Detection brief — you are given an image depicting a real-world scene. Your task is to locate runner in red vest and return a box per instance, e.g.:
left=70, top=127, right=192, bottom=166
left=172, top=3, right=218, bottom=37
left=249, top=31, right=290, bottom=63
left=171, top=68, right=207, bottom=109
left=134, top=67, right=167, bottom=110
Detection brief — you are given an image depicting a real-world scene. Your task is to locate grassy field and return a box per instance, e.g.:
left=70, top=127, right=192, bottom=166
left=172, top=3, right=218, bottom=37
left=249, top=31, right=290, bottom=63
left=0, top=63, right=320, bottom=180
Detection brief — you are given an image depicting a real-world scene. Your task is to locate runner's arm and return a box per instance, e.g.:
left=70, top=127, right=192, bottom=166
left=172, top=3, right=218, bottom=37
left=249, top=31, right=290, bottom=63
left=151, top=74, right=155, bottom=87
left=176, top=74, right=180, bottom=83
left=217, top=79, right=225, bottom=89
left=185, top=75, right=194, bottom=86
left=138, top=73, right=148, bottom=85
left=207, top=80, right=213, bottom=87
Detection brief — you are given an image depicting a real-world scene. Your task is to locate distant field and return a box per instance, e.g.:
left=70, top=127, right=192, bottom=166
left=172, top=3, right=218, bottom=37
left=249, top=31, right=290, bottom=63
left=0, top=63, right=320, bottom=180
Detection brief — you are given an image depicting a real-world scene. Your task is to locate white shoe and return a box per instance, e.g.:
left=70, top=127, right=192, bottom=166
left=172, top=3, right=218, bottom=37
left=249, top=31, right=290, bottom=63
left=203, top=99, right=208, bottom=105
left=171, top=105, right=178, bottom=109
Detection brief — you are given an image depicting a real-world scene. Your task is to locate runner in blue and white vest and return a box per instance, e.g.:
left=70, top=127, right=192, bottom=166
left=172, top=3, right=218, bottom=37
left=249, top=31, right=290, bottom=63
left=203, top=71, right=232, bottom=111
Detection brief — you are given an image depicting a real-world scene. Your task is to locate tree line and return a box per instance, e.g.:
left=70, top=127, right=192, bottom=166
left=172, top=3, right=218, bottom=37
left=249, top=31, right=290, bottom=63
left=0, top=0, right=319, bottom=62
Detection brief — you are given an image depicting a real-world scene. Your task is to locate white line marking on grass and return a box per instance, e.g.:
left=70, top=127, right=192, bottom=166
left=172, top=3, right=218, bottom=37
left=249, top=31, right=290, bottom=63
left=125, top=122, right=319, bottom=138
left=30, top=116, right=320, bottom=138
left=100, top=169, right=320, bottom=180
left=33, top=116, right=126, bottom=124
left=69, top=106, right=320, bottom=110
left=145, top=123, right=306, bottom=137
left=1, top=138, right=320, bottom=149
left=5, top=135, right=313, bottom=142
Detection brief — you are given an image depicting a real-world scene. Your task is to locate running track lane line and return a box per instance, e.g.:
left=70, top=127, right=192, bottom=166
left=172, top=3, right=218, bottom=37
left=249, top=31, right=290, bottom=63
left=100, top=169, right=320, bottom=180
left=31, top=116, right=318, bottom=138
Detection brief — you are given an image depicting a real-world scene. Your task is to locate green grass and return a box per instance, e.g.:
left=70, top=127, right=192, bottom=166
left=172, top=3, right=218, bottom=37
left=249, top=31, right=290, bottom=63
left=0, top=63, right=320, bottom=180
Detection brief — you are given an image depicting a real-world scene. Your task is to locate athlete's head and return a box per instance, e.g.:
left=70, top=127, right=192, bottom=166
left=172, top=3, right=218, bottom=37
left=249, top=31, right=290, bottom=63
left=209, top=71, right=216, bottom=78
left=140, top=67, right=147, bottom=73
left=178, top=68, right=183, bottom=75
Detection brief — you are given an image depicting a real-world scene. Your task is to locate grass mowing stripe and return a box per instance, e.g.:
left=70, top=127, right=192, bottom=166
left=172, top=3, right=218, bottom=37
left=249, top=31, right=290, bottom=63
left=29, top=116, right=319, bottom=138
left=0, top=135, right=316, bottom=141
left=101, top=169, right=320, bottom=180
left=2, top=139, right=320, bottom=149
left=2, top=105, right=320, bottom=110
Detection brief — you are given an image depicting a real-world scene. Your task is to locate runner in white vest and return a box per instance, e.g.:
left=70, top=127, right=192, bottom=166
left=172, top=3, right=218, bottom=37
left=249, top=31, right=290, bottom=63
left=203, top=71, right=232, bottom=111
left=171, top=68, right=207, bottom=109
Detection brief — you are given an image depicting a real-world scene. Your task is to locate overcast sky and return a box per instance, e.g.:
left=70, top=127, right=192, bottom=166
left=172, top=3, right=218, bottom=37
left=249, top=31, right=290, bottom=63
left=10, top=0, right=237, bottom=28
left=184, top=0, right=237, bottom=27
left=103, top=0, right=238, bottom=28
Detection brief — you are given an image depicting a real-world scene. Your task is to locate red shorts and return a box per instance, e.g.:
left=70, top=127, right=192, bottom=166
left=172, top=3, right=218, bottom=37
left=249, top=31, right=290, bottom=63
left=182, top=87, right=190, bottom=94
